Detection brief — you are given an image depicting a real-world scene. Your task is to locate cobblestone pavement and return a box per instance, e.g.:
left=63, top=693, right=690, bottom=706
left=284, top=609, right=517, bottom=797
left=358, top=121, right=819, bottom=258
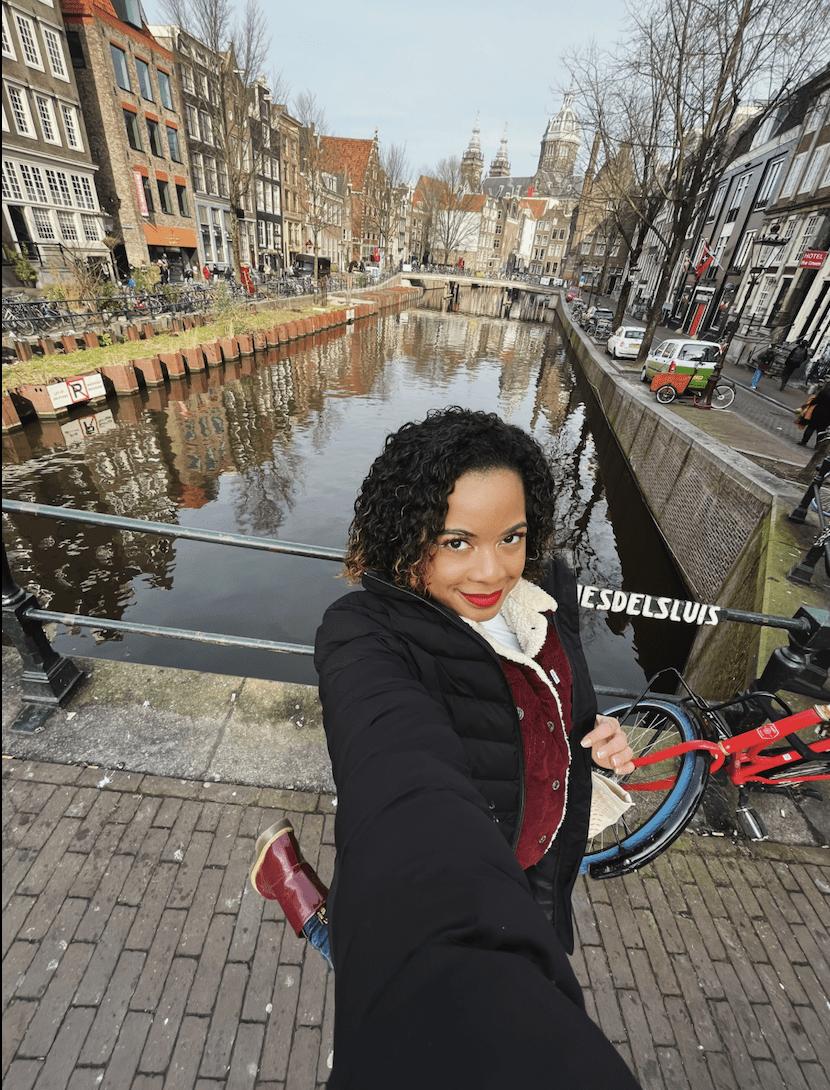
left=3, top=757, right=829, bottom=1090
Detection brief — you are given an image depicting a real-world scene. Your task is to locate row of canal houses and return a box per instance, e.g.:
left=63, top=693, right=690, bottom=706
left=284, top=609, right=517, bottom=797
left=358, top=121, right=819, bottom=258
left=1, top=0, right=402, bottom=285
left=1, top=0, right=561, bottom=289
left=604, top=65, right=829, bottom=359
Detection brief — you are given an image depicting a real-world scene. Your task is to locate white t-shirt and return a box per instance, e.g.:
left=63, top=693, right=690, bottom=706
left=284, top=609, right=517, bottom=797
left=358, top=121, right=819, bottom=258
left=480, top=609, right=522, bottom=654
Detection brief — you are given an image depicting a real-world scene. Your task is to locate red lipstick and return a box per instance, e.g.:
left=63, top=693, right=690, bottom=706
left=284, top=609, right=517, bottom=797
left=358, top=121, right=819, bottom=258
left=461, top=590, right=502, bottom=608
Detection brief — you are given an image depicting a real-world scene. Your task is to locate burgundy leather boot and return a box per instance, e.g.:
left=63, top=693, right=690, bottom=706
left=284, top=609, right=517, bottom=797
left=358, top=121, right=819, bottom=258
left=249, top=818, right=329, bottom=935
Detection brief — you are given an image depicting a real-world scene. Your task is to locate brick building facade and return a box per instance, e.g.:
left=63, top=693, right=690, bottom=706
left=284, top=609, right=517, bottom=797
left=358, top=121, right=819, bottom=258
left=60, top=0, right=197, bottom=281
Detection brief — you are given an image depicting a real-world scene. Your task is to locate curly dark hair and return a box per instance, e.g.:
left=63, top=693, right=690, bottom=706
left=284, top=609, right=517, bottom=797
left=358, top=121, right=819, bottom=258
left=343, top=407, right=556, bottom=589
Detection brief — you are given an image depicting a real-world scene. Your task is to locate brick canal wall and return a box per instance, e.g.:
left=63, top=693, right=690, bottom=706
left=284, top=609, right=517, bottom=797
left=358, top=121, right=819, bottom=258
left=2, top=286, right=420, bottom=431
left=556, top=301, right=788, bottom=698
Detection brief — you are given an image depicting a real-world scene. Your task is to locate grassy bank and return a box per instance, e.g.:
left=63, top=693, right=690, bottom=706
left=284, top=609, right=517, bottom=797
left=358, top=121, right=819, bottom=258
left=1, top=301, right=327, bottom=394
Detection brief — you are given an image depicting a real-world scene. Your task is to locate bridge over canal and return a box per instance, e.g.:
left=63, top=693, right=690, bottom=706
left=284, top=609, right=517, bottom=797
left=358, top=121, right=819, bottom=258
left=401, top=270, right=559, bottom=321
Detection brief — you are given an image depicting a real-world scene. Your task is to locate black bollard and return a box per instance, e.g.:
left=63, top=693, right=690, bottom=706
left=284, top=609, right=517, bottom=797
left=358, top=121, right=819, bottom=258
left=2, top=541, right=84, bottom=732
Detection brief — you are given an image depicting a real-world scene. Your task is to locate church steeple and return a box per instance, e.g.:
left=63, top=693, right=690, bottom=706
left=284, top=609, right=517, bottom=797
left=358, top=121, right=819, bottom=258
left=461, top=113, right=484, bottom=192
left=488, top=124, right=510, bottom=178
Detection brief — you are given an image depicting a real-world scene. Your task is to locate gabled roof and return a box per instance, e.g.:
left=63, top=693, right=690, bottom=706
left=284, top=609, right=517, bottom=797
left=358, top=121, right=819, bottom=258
left=320, top=136, right=374, bottom=191
left=519, top=199, right=548, bottom=218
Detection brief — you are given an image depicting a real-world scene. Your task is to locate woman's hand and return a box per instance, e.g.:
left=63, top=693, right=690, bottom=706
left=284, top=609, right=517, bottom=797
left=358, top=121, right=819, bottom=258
left=581, top=715, right=635, bottom=776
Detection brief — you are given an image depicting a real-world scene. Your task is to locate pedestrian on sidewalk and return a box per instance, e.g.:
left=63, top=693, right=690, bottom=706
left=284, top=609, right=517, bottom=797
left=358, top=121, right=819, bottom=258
left=750, top=343, right=776, bottom=389
left=780, top=337, right=811, bottom=389
left=795, top=381, right=830, bottom=448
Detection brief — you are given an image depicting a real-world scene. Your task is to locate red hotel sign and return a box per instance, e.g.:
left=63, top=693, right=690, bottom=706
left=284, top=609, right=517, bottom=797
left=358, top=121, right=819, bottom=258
left=799, top=250, right=826, bottom=269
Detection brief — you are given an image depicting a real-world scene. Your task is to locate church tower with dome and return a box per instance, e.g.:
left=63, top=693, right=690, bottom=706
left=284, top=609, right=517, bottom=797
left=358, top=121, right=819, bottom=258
left=531, top=90, right=581, bottom=197
left=460, top=115, right=484, bottom=192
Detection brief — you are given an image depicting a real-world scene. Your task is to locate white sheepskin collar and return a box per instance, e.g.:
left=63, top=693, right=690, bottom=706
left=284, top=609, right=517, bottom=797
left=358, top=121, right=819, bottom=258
left=462, top=578, right=557, bottom=664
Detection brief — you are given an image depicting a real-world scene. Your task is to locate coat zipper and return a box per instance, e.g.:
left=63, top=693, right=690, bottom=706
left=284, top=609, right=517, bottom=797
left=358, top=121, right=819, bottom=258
left=363, top=573, right=527, bottom=850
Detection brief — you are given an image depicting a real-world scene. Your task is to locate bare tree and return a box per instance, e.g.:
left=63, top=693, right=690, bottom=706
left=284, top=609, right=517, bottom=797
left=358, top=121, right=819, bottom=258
left=377, top=142, right=409, bottom=266
left=293, top=89, right=329, bottom=135
left=421, top=157, right=480, bottom=265
left=158, top=0, right=272, bottom=276
left=562, top=0, right=829, bottom=362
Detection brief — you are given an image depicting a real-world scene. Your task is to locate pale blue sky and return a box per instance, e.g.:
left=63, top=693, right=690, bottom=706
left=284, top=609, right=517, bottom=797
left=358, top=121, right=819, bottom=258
left=144, top=0, right=630, bottom=181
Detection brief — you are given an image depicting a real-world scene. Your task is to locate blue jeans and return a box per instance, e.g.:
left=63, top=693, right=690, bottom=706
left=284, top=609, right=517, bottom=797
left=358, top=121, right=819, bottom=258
left=750, top=368, right=764, bottom=388
left=302, top=910, right=333, bottom=969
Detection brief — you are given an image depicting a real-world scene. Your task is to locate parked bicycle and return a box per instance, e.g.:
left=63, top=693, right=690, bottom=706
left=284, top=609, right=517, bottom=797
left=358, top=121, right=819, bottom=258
left=652, top=369, right=736, bottom=409
left=582, top=606, right=829, bottom=879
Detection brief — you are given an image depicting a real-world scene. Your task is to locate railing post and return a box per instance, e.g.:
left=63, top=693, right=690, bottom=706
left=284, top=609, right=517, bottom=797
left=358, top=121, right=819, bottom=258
left=788, top=456, right=829, bottom=524
left=2, top=541, right=84, bottom=731
left=787, top=526, right=830, bottom=586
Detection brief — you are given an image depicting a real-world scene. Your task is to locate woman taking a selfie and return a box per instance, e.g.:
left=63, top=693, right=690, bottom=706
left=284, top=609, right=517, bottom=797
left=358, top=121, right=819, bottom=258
left=253, top=406, right=639, bottom=1087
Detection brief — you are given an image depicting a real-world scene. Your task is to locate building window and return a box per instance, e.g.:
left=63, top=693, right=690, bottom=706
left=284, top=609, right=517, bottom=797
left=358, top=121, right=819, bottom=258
left=147, top=118, right=164, bottom=157
left=185, top=104, right=198, bottom=139
left=33, top=208, right=55, bottom=239
left=204, top=156, right=217, bottom=194
left=35, top=96, right=60, bottom=143
left=779, top=152, right=806, bottom=200
left=798, top=146, right=827, bottom=193
left=61, top=104, right=83, bottom=150
left=755, top=158, right=784, bottom=209
left=136, top=58, right=154, bottom=101
left=14, top=14, right=43, bottom=68
left=141, top=174, right=154, bottom=212
left=166, top=125, right=182, bottom=162
left=57, top=210, right=78, bottom=241
left=110, top=44, right=131, bottom=91
left=66, top=29, right=85, bottom=68
left=2, top=160, right=22, bottom=200
left=123, top=109, right=142, bottom=150
left=70, top=174, right=95, bottom=209
left=191, top=153, right=203, bottom=191
left=81, top=213, right=99, bottom=241
left=199, top=109, right=212, bottom=144
left=157, top=178, right=173, bottom=213
left=180, top=63, right=192, bottom=92
left=42, top=27, right=68, bottom=80
left=45, top=169, right=72, bottom=206
left=8, top=86, right=34, bottom=136
left=19, top=164, right=47, bottom=203
left=176, top=184, right=188, bottom=216
left=217, top=161, right=228, bottom=197
left=158, top=69, right=173, bottom=110
left=2, top=11, right=15, bottom=58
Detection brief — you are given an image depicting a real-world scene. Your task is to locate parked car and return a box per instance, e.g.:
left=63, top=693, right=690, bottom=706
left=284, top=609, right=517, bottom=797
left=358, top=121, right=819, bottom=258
left=641, top=338, right=724, bottom=384
left=606, top=325, right=646, bottom=359
left=566, top=287, right=582, bottom=302
left=580, top=305, right=614, bottom=329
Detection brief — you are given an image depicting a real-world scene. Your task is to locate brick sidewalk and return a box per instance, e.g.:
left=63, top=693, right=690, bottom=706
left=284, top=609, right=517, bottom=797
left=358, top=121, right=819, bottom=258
left=3, top=758, right=829, bottom=1090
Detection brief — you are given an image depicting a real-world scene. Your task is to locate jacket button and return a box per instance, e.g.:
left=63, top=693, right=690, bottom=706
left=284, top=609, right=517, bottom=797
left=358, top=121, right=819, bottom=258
left=552, top=780, right=560, bottom=791
left=516, top=707, right=524, bottom=720
left=539, top=835, right=546, bottom=843
left=547, top=720, right=555, bottom=731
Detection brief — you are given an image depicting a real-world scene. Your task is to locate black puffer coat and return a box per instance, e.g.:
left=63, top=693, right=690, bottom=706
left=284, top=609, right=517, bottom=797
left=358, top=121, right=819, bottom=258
left=314, top=557, right=597, bottom=953
left=314, top=560, right=639, bottom=1089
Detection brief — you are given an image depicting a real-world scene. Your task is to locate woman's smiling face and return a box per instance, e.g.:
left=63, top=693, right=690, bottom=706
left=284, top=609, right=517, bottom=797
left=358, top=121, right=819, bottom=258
left=423, top=468, right=528, bottom=621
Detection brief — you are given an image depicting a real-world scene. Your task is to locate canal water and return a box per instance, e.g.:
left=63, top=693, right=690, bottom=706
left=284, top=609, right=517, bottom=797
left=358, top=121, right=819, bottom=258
left=3, top=309, right=695, bottom=691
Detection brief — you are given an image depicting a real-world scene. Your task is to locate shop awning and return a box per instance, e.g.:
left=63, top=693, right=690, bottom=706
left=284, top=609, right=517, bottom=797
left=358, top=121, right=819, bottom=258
left=143, top=223, right=198, bottom=248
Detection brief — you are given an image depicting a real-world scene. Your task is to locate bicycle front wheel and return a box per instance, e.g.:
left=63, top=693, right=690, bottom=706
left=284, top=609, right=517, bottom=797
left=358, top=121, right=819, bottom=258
left=581, top=699, right=709, bottom=878
left=655, top=384, right=677, bottom=404
left=711, top=383, right=735, bottom=409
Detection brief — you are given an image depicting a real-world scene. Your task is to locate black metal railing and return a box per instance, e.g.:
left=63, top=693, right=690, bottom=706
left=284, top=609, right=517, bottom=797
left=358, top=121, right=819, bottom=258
left=2, top=498, right=344, bottom=733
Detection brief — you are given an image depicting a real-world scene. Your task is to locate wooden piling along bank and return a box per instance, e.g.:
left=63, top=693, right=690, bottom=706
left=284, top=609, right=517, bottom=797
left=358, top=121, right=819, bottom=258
left=2, top=287, right=420, bottom=432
